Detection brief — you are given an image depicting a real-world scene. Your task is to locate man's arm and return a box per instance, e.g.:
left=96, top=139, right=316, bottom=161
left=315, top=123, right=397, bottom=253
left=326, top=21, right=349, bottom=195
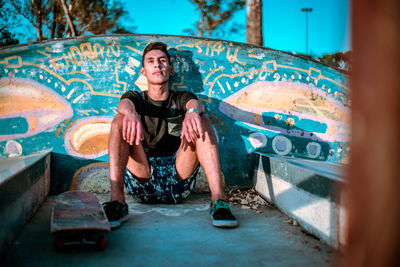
left=181, top=99, right=205, bottom=143
left=117, top=98, right=143, bottom=146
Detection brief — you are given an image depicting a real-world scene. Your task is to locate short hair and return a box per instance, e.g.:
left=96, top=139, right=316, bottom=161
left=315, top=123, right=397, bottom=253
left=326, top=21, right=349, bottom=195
left=142, top=42, right=171, bottom=66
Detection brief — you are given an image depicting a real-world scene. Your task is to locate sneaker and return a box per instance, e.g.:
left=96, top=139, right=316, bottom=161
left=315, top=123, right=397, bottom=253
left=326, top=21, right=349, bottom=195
left=102, top=201, right=129, bottom=229
left=210, top=199, right=238, bottom=228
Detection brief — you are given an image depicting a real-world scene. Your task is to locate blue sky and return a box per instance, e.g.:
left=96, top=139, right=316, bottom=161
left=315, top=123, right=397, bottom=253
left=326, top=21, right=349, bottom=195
left=9, top=0, right=351, bottom=56
left=121, top=0, right=351, bottom=56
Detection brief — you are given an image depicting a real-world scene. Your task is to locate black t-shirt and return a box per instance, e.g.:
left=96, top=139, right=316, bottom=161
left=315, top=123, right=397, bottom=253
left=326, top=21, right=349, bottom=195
left=120, top=90, right=198, bottom=157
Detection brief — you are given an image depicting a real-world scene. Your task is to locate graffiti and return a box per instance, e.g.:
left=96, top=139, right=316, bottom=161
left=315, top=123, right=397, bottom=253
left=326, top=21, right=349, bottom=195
left=48, top=42, right=127, bottom=69
left=0, top=78, right=73, bottom=142
left=4, top=140, right=23, bottom=157
left=64, top=117, right=112, bottom=159
left=0, top=34, right=350, bottom=189
left=219, top=80, right=349, bottom=142
left=70, top=162, right=110, bottom=192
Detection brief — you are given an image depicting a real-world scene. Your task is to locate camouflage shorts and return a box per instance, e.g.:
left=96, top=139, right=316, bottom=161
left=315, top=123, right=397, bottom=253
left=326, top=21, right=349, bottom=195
left=124, top=153, right=199, bottom=204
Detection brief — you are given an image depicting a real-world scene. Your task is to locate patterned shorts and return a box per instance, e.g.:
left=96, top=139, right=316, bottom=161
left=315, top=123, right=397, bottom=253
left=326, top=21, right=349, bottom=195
left=124, top=153, right=199, bottom=204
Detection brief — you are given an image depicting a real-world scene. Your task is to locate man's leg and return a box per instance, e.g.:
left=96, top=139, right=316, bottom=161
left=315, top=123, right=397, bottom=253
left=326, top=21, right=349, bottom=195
left=106, top=113, right=151, bottom=228
left=176, top=115, right=237, bottom=227
left=175, top=115, right=225, bottom=203
left=108, top=113, right=151, bottom=204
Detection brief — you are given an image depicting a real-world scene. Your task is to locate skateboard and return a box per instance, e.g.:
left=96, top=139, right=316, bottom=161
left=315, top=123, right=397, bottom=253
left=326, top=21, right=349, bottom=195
left=51, top=190, right=111, bottom=251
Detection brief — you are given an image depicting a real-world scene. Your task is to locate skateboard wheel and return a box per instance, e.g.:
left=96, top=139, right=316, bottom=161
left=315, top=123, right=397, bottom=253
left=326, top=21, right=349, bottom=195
left=97, top=236, right=107, bottom=250
left=54, top=238, right=65, bottom=251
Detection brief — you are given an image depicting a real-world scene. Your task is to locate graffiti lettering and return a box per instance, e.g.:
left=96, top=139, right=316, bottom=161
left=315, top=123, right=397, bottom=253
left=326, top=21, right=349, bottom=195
left=212, top=42, right=225, bottom=56
left=47, top=43, right=121, bottom=69
left=63, top=51, right=74, bottom=67
left=175, top=41, right=194, bottom=51
left=80, top=42, right=98, bottom=64
left=176, top=41, right=245, bottom=65
left=195, top=41, right=204, bottom=53
left=93, top=43, right=105, bottom=60
left=106, top=45, right=120, bottom=58
left=50, top=56, right=63, bottom=70
left=227, top=44, right=246, bottom=66
left=71, top=46, right=84, bottom=66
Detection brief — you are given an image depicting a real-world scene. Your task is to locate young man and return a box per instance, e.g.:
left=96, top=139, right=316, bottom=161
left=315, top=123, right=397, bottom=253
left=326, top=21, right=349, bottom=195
left=103, top=42, right=237, bottom=229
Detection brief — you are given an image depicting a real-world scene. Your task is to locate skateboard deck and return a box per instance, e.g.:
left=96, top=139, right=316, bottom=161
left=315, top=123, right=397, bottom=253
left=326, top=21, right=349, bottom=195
left=51, top=190, right=111, bottom=251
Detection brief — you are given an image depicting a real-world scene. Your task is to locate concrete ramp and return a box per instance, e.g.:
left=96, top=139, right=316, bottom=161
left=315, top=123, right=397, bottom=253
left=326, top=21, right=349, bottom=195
left=252, top=152, right=346, bottom=248
left=0, top=151, right=50, bottom=254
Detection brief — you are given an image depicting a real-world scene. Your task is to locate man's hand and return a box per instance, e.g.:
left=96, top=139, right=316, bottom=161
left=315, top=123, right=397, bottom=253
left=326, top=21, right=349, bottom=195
left=122, top=112, right=144, bottom=146
left=181, top=111, right=204, bottom=143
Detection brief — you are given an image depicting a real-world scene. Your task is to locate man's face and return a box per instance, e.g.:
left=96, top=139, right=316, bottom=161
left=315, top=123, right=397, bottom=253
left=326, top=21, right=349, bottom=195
left=140, top=49, right=173, bottom=86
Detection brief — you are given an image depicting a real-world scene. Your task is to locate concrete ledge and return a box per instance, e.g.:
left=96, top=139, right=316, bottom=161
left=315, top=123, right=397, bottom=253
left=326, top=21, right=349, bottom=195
left=0, top=151, right=51, bottom=255
left=251, top=152, right=347, bottom=249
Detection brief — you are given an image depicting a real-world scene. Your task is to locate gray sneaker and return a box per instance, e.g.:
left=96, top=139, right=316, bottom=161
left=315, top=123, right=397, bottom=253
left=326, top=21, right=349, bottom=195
left=102, top=201, right=129, bottom=229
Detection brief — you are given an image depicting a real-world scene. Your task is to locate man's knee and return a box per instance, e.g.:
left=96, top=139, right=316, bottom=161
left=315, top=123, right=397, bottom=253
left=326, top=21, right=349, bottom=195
left=200, top=115, right=213, bottom=130
left=180, top=137, right=197, bottom=151
left=200, top=115, right=218, bottom=143
left=111, top=113, right=124, bottom=132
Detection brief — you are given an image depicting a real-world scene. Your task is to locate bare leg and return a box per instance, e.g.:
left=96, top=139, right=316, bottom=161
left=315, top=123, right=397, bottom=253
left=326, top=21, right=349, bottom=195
left=108, top=114, right=150, bottom=204
left=175, top=115, right=226, bottom=203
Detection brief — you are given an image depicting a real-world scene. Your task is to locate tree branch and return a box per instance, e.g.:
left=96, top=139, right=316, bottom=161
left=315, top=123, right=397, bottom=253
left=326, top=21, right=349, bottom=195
left=59, top=0, right=76, bottom=36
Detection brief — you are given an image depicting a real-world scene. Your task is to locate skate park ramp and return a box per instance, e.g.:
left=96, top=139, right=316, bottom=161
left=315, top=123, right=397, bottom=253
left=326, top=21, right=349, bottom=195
left=0, top=34, right=349, bottom=190
left=0, top=34, right=349, bottom=253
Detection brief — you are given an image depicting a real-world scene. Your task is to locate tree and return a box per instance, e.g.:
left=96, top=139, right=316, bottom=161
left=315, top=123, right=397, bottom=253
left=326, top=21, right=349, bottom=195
left=185, top=0, right=246, bottom=39
left=65, top=0, right=133, bottom=36
left=295, top=51, right=352, bottom=71
left=0, top=0, right=20, bottom=46
left=319, top=51, right=352, bottom=71
left=50, top=0, right=68, bottom=39
left=246, top=0, right=263, bottom=46
left=1, top=0, right=135, bottom=43
left=59, top=0, right=76, bottom=37
left=8, top=0, right=52, bottom=41
left=0, top=27, right=19, bottom=47
left=186, top=0, right=263, bottom=46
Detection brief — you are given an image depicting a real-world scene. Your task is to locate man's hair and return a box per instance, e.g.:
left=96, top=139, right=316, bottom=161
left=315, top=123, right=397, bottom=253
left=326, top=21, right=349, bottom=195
left=142, top=42, right=171, bottom=66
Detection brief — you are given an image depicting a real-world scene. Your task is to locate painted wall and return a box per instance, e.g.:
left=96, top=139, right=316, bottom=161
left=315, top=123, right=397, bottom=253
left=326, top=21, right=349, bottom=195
left=0, top=34, right=350, bottom=190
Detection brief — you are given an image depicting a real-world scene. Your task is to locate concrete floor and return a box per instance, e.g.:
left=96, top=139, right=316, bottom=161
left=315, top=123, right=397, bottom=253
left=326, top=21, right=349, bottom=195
left=1, top=193, right=338, bottom=267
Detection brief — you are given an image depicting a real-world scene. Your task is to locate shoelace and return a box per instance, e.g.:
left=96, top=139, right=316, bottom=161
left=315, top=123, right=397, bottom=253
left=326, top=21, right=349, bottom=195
left=213, top=200, right=232, bottom=212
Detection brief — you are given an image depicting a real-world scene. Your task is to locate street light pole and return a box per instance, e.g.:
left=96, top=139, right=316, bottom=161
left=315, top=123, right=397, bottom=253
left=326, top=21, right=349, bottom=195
left=301, top=8, right=313, bottom=55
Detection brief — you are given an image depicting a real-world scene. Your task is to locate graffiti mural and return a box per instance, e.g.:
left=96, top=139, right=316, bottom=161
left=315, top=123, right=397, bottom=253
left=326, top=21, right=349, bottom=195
left=0, top=34, right=349, bottom=189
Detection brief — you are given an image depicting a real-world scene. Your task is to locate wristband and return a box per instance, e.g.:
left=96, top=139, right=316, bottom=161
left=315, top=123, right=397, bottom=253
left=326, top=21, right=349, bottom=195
left=186, top=108, right=199, bottom=114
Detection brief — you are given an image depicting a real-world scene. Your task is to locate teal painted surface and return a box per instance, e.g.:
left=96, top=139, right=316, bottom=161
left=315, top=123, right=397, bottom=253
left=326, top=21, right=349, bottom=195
left=0, top=34, right=349, bottom=189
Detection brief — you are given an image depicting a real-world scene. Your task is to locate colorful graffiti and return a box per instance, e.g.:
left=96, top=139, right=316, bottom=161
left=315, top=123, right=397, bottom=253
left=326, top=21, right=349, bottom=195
left=219, top=80, right=349, bottom=159
left=64, top=117, right=112, bottom=159
left=0, top=35, right=349, bottom=189
left=0, top=78, right=73, bottom=142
